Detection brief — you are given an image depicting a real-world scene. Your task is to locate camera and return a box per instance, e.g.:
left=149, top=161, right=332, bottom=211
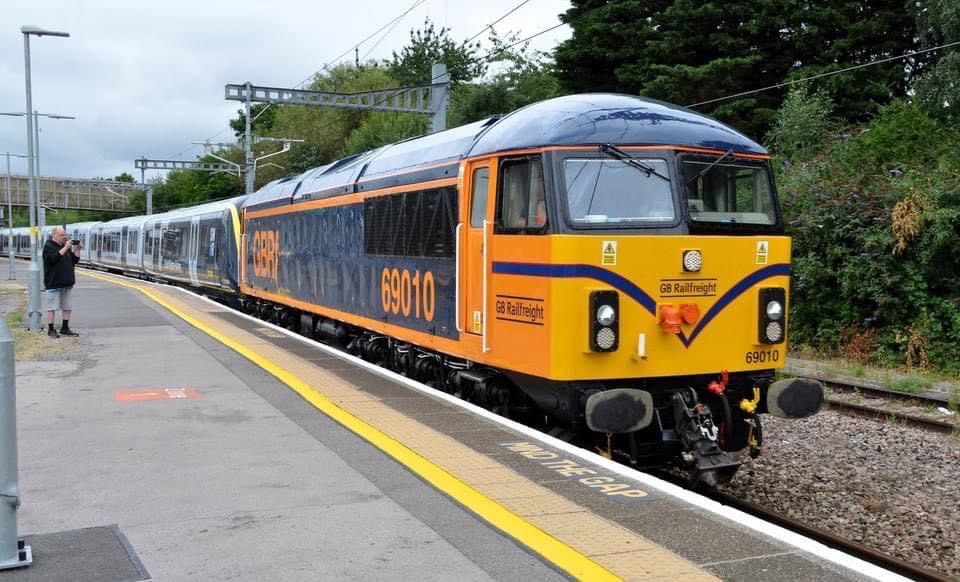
left=70, top=239, right=80, bottom=245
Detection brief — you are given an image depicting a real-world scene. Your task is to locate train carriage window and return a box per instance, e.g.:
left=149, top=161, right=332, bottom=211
left=563, top=157, right=673, bottom=225
left=162, top=227, right=182, bottom=257
left=127, top=230, right=139, bottom=255
left=470, top=168, right=489, bottom=227
left=681, top=156, right=777, bottom=225
left=497, top=158, right=546, bottom=232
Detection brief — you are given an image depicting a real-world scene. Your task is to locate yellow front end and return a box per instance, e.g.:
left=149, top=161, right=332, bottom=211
left=487, top=234, right=791, bottom=380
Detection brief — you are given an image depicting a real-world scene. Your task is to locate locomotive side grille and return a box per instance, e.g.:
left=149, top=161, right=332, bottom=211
left=363, top=187, right=458, bottom=258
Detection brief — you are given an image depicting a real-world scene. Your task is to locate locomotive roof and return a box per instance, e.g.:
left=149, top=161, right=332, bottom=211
left=243, top=93, right=765, bottom=209
left=243, top=173, right=310, bottom=210
left=468, top=93, right=765, bottom=156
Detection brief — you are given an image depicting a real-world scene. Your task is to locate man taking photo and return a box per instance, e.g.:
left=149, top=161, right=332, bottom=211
left=42, top=226, right=81, bottom=338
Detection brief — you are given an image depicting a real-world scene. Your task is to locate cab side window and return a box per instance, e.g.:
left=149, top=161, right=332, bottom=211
left=470, top=167, right=489, bottom=228
left=496, top=158, right=546, bottom=233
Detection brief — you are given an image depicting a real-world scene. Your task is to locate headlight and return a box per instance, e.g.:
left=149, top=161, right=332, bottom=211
left=765, top=300, right=783, bottom=321
left=596, top=304, right=616, bottom=326
left=682, top=249, right=702, bottom=272
left=589, top=290, right=619, bottom=352
left=765, top=321, right=784, bottom=343
left=758, top=288, right=786, bottom=345
left=596, top=327, right=617, bottom=350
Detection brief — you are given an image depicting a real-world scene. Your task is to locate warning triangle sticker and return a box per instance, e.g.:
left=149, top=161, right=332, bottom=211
left=604, top=243, right=615, bottom=253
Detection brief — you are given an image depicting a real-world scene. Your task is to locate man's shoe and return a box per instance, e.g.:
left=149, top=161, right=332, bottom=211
left=47, top=328, right=60, bottom=338
left=60, top=328, right=79, bottom=337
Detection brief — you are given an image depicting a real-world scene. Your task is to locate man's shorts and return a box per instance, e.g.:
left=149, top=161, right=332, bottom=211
left=45, top=287, right=73, bottom=311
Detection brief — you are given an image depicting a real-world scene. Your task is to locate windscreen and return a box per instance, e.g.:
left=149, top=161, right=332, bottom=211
left=681, top=157, right=777, bottom=225
left=563, top=158, right=674, bottom=225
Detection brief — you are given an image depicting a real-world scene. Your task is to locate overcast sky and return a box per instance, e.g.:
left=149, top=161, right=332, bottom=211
left=0, top=0, right=572, bottom=183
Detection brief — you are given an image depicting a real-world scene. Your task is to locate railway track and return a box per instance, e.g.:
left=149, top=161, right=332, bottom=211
left=708, top=487, right=952, bottom=582
left=818, top=379, right=959, bottom=434
left=782, top=360, right=959, bottom=433
left=646, top=469, right=951, bottom=581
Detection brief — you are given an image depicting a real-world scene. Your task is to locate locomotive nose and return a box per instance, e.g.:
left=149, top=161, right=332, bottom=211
left=766, top=378, right=825, bottom=418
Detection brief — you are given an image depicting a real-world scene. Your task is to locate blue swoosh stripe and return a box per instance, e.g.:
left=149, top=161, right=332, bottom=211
left=492, top=262, right=657, bottom=313
left=492, top=261, right=791, bottom=348
left=680, top=263, right=791, bottom=347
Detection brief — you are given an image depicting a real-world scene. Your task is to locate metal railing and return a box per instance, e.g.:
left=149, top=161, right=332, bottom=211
left=5, top=174, right=134, bottom=213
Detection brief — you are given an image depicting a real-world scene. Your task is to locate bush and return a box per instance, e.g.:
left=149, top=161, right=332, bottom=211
left=774, top=96, right=960, bottom=371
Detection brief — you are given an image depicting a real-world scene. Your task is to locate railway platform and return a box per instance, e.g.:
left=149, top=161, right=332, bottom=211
left=1, top=270, right=898, bottom=581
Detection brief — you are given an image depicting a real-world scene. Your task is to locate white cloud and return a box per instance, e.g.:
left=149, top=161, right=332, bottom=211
left=0, top=0, right=571, bottom=182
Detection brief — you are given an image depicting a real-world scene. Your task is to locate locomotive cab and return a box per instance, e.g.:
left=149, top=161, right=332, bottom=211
left=460, top=95, right=824, bottom=485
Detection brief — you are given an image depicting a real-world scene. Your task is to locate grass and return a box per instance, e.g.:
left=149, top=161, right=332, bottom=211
left=890, top=374, right=932, bottom=394
left=0, top=284, right=80, bottom=360
left=850, top=362, right=867, bottom=378
left=790, top=342, right=960, bottom=387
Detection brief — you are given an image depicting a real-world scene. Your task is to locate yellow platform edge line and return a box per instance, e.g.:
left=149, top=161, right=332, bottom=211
left=84, top=272, right=620, bottom=581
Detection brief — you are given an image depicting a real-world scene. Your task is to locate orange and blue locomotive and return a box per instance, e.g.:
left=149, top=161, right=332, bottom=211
left=242, top=94, right=824, bottom=484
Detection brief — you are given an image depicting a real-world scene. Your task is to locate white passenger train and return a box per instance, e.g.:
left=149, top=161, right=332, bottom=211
left=2, top=195, right=247, bottom=300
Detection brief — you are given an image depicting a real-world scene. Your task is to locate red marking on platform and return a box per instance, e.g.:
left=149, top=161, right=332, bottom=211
left=115, top=388, right=200, bottom=402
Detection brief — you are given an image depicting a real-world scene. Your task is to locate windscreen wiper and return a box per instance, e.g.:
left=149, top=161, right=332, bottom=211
left=686, top=149, right=735, bottom=185
left=599, top=144, right=671, bottom=182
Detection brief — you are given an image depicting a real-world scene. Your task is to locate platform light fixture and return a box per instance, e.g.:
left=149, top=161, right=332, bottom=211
left=21, top=25, right=70, bottom=331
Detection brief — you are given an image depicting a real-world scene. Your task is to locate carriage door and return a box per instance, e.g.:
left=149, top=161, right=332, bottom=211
left=462, top=162, right=493, bottom=338
left=121, top=226, right=129, bottom=268
left=188, top=219, right=199, bottom=285
left=152, top=223, right=161, bottom=272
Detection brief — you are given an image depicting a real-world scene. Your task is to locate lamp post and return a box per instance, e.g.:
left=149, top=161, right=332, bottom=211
left=21, top=25, right=69, bottom=332
left=3, top=154, right=27, bottom=280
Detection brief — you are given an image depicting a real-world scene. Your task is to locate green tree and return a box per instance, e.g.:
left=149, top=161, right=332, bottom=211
left=554, top=0, right=920, bottom=139
left=776, top=98, right=960, bottom=370
left=342, top=112, right=427, bottom=157
left=914, top=0, right=960, bottom=118
left=114, top=172, right=136, bottom=183
left=449, top=32, right=563, bottom=126
left=230, top=103, right=278, bottom=140
left=785, top=0, right=920, bottom=123
left=259, top=64, right=402, bottom=178
left=554, top=0, right=669, bottom=93
left=765, top=84, right=834, bottom=159
left=140, top=155, right=242, bottom=213
left=388, top=19, right=486, bottom=87
left=554, top=0, right=785, bottom=137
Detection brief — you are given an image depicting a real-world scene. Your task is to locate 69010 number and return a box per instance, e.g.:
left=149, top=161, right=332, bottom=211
left=380, top=267, right=435, bottom=321
left=745, top=350, right=780, bottom=364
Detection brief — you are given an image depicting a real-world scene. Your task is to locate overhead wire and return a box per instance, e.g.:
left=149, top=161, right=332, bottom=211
left=167, top=0, right=427, bottom=160
left=688, top=40, right=960, bottom=108
left=466, top=0, right=533, bottom=43
left=337, top=1, right=581, bottom=118
left=162, top=0, right=585, bottom=187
